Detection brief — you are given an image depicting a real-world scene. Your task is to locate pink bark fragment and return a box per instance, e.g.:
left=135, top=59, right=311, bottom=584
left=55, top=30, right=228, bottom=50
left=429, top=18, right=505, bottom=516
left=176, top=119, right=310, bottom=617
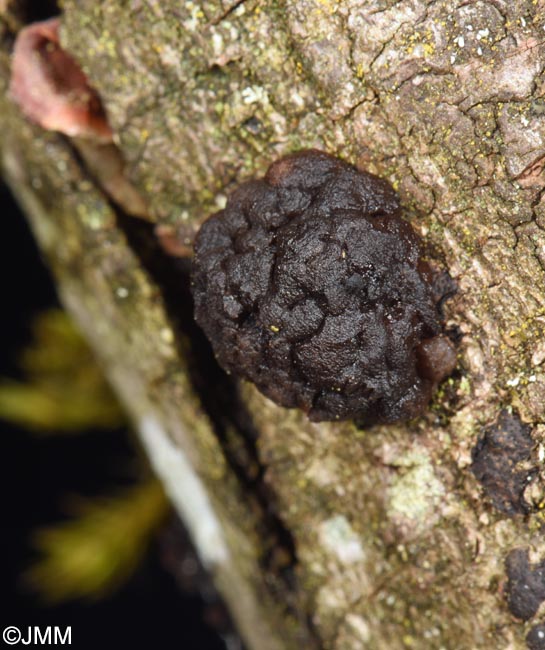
left=9, top=18, right=112, bottom=142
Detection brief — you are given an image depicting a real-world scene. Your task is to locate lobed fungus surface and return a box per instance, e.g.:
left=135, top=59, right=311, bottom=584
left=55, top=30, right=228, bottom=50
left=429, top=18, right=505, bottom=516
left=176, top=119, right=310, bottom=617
left=192, top=150, right=455, bottom=423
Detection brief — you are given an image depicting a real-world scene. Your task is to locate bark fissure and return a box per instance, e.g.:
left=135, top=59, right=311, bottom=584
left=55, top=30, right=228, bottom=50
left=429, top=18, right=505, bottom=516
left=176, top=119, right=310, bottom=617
left=120, top=221, right=320, bottom=647
left=69, top=138, right=319, bottom=643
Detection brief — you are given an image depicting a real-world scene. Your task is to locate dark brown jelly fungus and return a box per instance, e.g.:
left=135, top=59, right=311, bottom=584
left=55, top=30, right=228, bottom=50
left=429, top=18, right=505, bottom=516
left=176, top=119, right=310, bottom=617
left=191, top=149, right=456, bottom=424
left=9, top=18, right=112, bottom=141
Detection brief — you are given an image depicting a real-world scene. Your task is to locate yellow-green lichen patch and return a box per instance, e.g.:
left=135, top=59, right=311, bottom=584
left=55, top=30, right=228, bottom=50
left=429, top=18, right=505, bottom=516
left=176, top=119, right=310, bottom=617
left=60, top=0, right=328, bottom=224
left=386, top=449, right=446, bottom=532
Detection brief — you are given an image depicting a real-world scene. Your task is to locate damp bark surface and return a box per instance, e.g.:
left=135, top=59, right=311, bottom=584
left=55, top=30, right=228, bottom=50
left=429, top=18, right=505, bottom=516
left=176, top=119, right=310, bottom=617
left=2, top=2, right=545, bottom=649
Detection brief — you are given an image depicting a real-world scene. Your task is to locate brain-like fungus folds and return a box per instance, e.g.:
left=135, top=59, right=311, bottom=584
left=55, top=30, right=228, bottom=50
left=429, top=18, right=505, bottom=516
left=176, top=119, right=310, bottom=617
left=192, top=150, right=455, bottom=423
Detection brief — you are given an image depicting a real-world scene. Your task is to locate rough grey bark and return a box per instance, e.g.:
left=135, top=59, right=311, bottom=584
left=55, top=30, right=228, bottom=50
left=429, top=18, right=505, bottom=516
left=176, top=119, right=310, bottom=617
left=1, top=1, right=545, bottom=649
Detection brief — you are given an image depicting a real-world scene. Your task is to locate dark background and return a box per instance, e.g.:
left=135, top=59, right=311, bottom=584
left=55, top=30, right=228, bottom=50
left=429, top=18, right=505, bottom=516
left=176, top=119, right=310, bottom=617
left=0, top=182, right=226, bottom=649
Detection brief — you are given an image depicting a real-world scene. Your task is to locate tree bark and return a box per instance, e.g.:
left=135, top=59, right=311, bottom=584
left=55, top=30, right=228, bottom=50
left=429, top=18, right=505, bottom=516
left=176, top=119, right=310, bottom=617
left=2, top=1, right=545, bottom=648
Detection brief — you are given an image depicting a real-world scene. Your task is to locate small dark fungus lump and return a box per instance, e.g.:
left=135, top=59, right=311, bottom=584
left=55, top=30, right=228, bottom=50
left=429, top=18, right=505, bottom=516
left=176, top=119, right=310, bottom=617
left=506, top=548, right=545, bottom=621
left=9, top=18, right=112, bottom=141
left=471, top=410, right=536, bottom=515
left=192, top=150, right=455, bottom=423
left=527, top=624, right=545, bottom=650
